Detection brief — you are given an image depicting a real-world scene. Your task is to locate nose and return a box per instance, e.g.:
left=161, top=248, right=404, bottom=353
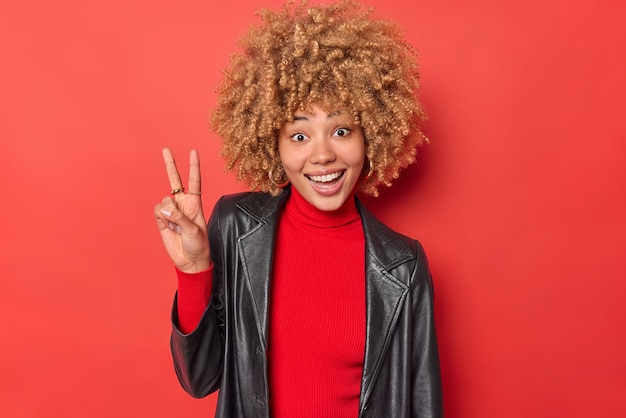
left=309, top=137, right=336, bottom=164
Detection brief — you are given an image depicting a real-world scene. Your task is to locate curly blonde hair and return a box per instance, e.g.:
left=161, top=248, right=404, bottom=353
left=211, top=0, right=427, bottom=196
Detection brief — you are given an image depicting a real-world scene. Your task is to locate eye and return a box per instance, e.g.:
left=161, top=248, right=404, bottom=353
left=290, top=133, right=308, bottom=142
left=334, top=127, right=351, bottom=137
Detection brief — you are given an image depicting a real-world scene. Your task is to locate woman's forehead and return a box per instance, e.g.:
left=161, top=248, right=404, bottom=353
left=292, top=103, right=350, bottom=118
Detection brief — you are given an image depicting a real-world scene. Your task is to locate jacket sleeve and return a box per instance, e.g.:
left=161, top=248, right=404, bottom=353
left=411, top=241, right=444, bottom=417
left=170, top=197, right=227, bottom=398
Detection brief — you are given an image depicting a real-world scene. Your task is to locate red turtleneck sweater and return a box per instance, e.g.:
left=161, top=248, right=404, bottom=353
left=176, top=188, right=366, bottom=417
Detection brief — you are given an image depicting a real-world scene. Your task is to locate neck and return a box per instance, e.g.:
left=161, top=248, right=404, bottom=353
left=285, top=186, right=359, bottom=228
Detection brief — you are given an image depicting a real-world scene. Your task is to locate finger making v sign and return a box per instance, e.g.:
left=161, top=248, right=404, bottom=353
left=154, top=148, right=211, bottom=273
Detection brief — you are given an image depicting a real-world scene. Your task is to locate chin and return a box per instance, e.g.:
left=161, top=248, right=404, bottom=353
left=309, top=194, right=350, bottom=212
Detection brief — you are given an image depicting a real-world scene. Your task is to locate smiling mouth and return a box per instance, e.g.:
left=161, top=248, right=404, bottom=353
left=307, top=171, right=344, bottom=184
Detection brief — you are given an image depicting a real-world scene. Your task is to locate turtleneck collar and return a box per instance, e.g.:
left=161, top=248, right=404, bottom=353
left=284, top=186, right=360, bottom=228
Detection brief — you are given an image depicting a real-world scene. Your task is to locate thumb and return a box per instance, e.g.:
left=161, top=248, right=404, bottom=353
left=159, top=207, right=198, bottom=235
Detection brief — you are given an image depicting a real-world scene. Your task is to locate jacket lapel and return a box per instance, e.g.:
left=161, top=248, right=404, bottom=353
left=234, top=191, right=413, bottom=403
left=236, top=190, right=290, bottom=349
left=357, top=201, right=413, bottom=406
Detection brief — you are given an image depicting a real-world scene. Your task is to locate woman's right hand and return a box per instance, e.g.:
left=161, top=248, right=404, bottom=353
left=154, top=148, right=211, bottom=273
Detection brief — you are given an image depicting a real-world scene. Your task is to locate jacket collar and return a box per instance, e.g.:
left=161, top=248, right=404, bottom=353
left=235, top=189, right=414, bottom=405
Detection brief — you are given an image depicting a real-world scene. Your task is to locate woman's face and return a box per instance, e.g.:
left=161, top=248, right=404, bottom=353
left=277, top=104, right=365, bottom=211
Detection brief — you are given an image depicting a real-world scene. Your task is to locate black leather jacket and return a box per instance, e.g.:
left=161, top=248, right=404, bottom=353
left=171, top=189, right=443, bottom=417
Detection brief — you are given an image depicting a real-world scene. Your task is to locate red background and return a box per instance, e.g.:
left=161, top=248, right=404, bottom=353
left=2, top=0, right=625, bottom=416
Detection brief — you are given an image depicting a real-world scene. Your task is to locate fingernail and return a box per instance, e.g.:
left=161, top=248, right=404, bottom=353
left=175, top=225, right=182, bottom=234
left=161, top=208, right=172, bottom=217
left=168, top=222, right=176, bottom=230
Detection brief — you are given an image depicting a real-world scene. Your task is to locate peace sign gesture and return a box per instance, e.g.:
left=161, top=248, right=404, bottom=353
left=154, top=148, right=211, bottom=273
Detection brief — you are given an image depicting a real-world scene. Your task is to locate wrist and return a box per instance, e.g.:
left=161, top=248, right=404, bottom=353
left=176, top=260, right=212, bottom=274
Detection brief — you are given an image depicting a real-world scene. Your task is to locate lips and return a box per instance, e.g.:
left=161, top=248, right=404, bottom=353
left=307, top=171, right=344, bottom=183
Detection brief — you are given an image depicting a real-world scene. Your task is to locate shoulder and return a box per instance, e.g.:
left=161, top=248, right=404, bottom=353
left=357, top=200, right=424, bottom=255
left=357, top=199, right=430, bottom=283
left=211, top=191, right=255, bottom=215
left=209, top=190, right=289, bottom=224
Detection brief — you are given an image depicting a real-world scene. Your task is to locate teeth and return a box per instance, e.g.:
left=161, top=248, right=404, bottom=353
left=309, top=172, right=342, bottom=183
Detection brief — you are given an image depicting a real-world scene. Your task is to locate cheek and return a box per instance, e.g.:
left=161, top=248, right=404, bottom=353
left=343, top=142, right=366, bottom=169
left=280, top=159, right=298, bottom=175
left=278, top=148, right=302, bottom=174
left=277, top=139, right=292, bottom=167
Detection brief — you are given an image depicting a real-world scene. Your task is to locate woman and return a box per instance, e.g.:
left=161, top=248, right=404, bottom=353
left=154, top=1, right=442, bottom=416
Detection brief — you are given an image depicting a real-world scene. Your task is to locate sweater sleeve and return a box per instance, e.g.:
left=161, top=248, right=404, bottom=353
left=175, top=264, right=213, bottom=334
